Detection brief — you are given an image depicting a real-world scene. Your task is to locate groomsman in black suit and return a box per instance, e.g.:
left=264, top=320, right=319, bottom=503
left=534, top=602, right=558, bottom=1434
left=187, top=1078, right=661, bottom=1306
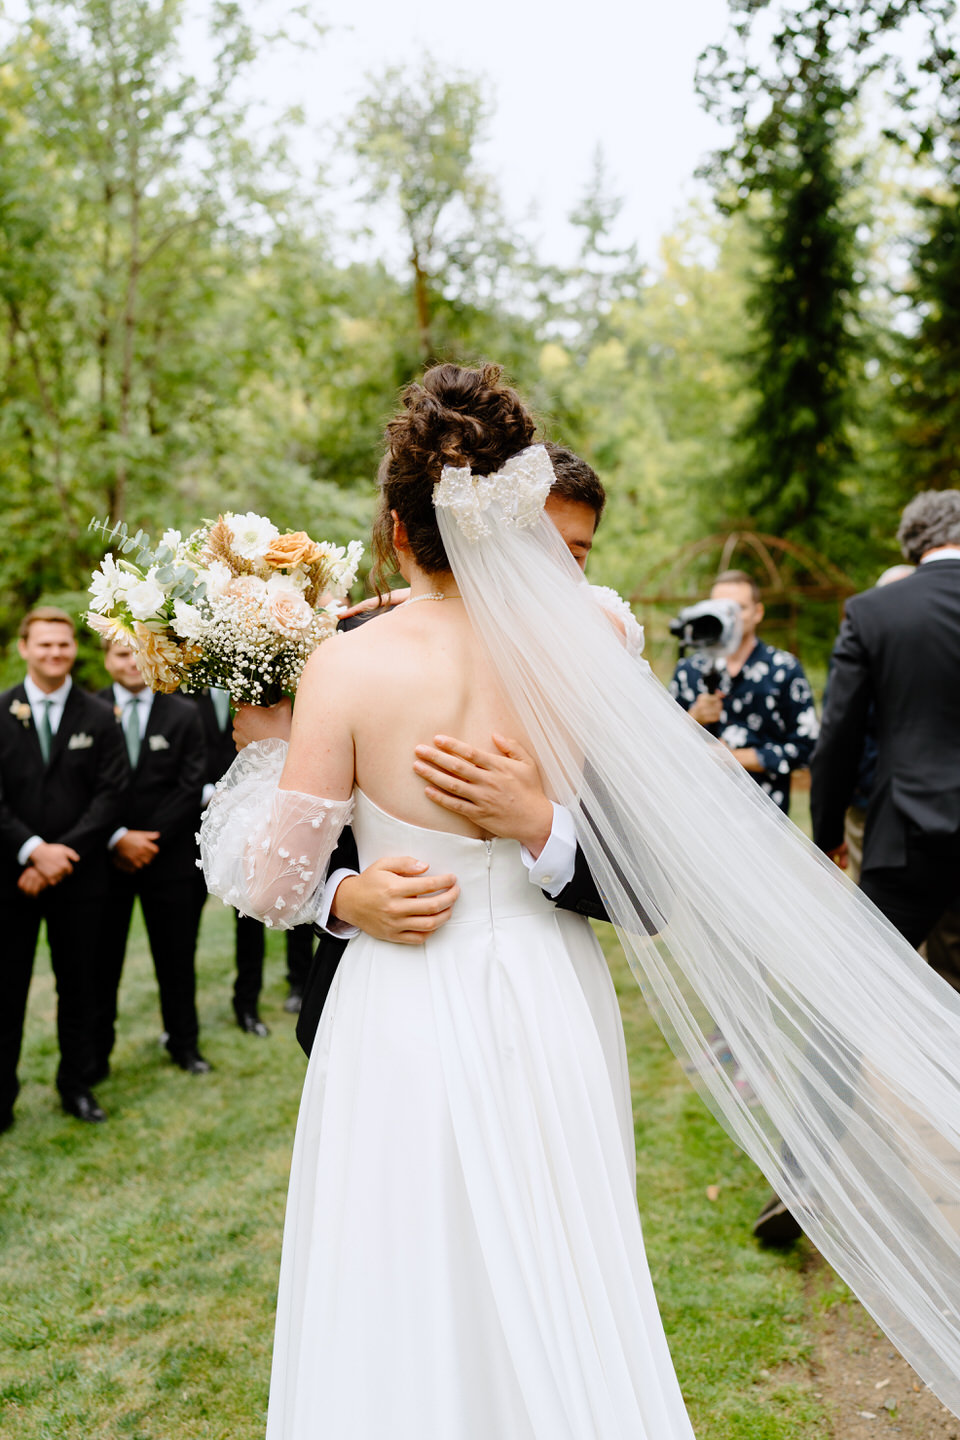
left=812, top=490, right=960, bottom=947
left=195, top=687, right=314, bottom=1035
left=93, top=638, right=210, bottom=1076
left=0, top=607, right=126, bottom=1128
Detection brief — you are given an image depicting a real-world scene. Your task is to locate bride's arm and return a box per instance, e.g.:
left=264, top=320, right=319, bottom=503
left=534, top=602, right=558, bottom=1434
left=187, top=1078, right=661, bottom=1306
left=200, top=643, right=356, bottom=927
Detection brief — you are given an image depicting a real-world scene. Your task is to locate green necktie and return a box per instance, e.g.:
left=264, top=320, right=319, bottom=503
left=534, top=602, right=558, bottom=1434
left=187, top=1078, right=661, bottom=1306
left=123, top=697, right=141, bottom=766
left=210, top=687, right=231, bottom=732
left=36, top=698, right=53, bottom=764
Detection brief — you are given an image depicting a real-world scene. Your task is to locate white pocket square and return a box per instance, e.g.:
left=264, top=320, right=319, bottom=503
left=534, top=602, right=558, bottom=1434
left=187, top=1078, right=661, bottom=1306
left=67, top=733, right=94, bottom=750
left=148, top=734, right=170, bottom=751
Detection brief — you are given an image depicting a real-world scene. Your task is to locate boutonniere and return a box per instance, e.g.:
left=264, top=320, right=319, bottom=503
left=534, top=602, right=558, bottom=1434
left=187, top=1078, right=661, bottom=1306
left=148, top=733, right=170, bottom=752
left=9, top=699, right=31, bottom=727
left=113, top=705, right=122, bottom=720
left=67, top=732, right=94, bottom=750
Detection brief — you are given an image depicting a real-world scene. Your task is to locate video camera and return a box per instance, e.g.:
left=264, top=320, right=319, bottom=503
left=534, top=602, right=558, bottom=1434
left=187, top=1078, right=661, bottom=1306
left=668, top=598, right=742, bottom=694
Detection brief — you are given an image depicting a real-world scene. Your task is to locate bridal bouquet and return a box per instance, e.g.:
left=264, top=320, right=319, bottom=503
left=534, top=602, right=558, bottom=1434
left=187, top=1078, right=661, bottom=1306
left=86, top=512, right=364, bottom=704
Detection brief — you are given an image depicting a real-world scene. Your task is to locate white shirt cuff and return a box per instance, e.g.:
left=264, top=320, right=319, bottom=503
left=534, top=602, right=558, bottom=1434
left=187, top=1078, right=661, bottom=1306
left=107, top=827, right=128, bottom=850
left=18, top=835, right=44, bottom=866
left=521, top=803, right=577, bottom=897
left=316, top=868, right=361, bottom=939
left=202, top=783, right=217, bottom=807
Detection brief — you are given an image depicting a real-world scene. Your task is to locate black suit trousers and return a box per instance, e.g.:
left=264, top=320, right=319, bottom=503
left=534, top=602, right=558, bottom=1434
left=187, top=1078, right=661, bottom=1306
left=1, top=886, right=102, bottom=1115
left=95, top=864, right=203, bottom=1063
left=860, top=829, right=960, bottom=950
left=230, top=916, right=313, bottom=1011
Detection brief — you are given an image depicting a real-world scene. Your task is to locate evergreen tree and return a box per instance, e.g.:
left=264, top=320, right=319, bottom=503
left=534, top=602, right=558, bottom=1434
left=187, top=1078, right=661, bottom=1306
left=696, top=0, right=942, bottom=552
left=895, top=24, right=960, bottom=489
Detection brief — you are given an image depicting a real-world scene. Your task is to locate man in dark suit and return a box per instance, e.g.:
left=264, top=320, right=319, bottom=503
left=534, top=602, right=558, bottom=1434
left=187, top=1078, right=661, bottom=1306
left=752, top=495, right=960, bottom=1244
left=93, top=638, right=210, bottom=1076
left=811, top=490, right=960, bottom=946
left=0, top=607, right=126, bottom=1128
left=194, top=687, right=315, bottom=1036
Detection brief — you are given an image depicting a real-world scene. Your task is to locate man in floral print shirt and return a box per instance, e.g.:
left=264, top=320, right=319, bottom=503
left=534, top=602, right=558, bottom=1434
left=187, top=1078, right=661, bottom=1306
left=670, top=570, right=818, bottom=813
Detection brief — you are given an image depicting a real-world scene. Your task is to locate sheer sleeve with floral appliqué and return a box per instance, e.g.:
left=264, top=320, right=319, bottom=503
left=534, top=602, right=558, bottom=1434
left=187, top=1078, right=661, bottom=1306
left=199, top=737, right=353, bottom=928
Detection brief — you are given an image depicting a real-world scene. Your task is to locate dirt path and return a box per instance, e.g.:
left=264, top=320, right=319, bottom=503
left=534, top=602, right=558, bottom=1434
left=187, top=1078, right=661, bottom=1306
left=804, top=1254, right=959, bottom=1439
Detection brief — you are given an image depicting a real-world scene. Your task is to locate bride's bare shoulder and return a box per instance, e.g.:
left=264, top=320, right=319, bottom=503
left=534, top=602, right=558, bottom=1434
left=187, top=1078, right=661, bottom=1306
left=297, top=616, right=395, bottom=693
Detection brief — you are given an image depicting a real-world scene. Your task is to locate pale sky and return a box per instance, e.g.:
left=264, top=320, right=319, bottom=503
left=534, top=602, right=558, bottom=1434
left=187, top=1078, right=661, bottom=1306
left=232, top=0, right=734, bottom=267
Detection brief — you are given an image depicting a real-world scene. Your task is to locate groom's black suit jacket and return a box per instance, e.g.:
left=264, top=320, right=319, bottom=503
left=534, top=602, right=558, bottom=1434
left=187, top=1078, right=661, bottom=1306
left=811, top=559, right=960, bottom=872
left=295, top=609, right=610, bottom=1056
left=0, top=682, right=127, bottom=897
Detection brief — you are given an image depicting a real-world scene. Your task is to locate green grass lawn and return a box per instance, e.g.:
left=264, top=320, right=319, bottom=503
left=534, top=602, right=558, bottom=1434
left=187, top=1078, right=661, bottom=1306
left=1, top=895, right=829, bottom=1439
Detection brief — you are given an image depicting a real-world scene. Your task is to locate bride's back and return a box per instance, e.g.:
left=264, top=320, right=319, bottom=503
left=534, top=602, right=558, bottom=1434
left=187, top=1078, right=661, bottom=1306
left=297, top=360, right=542, bottom=835
left=341, top=598, right=531, bottom=837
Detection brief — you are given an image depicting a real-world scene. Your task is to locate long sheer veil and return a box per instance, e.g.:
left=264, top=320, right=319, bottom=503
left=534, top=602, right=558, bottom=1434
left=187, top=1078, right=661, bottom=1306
left=435, top=446, right=960, bottom=1415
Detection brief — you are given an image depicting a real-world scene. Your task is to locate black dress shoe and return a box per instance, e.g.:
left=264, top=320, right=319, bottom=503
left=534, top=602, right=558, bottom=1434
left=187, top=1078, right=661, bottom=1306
left=752, top=1192, right=803, bottom=1245
left=0, top=1111, right=14, bottom=1135
left=283, top=991, right=303, bottom=1015
left=170, top=1048, right=213, bottom=1075
left=236, top=1010, right=270, bottom=1038
left=61, top=1089, right=106, bottom=1124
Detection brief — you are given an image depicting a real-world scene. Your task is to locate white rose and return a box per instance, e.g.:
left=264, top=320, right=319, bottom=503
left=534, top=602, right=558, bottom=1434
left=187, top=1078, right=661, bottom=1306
left=161, top=528, right=182, bottom=552
left=225, top=511, right=280, bottom=561
left=264, top=571, right=304, bottom=600
left=172, top=598, right=207, bottom=642
left=125, top=572, right=168, bottom=622
left=200, top=560, right=233, bottom=599
left=113, top=566, right=140, bottom=597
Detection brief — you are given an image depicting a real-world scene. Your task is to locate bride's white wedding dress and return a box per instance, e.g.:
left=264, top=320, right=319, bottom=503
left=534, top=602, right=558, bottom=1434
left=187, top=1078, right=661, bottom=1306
left=203, top=444, right=960, bottom=1427
left=265, top=788, right=695, bottom=1440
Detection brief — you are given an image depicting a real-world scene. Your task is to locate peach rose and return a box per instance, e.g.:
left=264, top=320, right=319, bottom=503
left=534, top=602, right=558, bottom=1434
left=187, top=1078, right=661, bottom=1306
left=224, top=575, right=267, bottom=616
left=265, top=588, right=313, bottom=636
left=264, top=531, right=321, bottom=569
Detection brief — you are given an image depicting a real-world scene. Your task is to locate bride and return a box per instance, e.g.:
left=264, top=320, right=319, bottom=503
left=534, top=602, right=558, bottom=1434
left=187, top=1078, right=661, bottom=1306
left=203, top=363, right=960, bottom=1437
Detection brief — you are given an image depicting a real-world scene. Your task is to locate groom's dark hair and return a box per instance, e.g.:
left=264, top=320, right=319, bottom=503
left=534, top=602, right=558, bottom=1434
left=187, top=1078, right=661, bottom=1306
left=543, top=443, right=606, bottom=526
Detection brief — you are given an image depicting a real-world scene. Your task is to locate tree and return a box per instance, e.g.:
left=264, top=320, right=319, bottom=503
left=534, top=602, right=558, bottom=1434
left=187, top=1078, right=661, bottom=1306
left=550, top=148, right=645, bottom=356
left=696, top=0, right=945, bottom=552
left=349, top=61, right=506, bottom=363
left=0, top=0, right=304, bottom=635
left=893, top=14, right=960, bottom=488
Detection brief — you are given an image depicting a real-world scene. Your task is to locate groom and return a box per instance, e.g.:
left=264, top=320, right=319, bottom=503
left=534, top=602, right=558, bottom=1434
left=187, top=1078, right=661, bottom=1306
left=234, top=446, right=618, bottom=1054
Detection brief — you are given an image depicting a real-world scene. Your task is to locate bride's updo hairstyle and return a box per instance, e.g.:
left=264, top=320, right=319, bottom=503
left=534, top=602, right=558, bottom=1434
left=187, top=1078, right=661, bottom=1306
left=372, top=362, right=537, bottom=586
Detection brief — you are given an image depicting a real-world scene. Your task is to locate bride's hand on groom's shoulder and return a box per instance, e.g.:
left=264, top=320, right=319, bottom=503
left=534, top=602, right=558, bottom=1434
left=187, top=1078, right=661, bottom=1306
left=232, top=698, right=293, bottom=750
left=413, top=734, right=554, bottom=859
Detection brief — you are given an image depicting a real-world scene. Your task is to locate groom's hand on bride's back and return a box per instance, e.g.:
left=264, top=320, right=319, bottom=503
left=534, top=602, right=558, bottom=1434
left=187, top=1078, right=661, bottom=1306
left=331, top=858, right=460, bottom=946
left=413, top=734, right=553, bottom=859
